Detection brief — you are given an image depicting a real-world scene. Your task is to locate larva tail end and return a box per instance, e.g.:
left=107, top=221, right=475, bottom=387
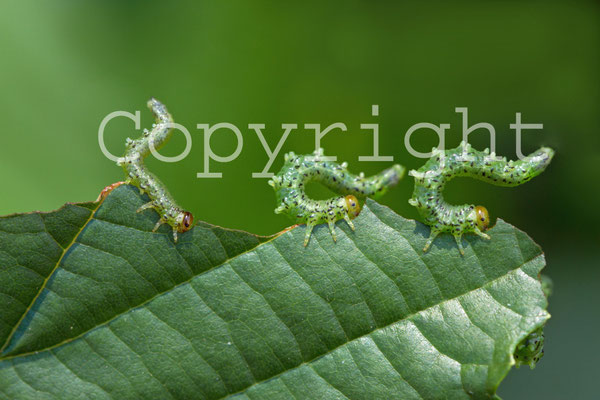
left=147, top=97, right=160, bottom=110
left=527, top=147, right=555, bottom=171
left=96, top=181, right=126, bottom=202
left=147, top=98, right=172, bottom=124
left=381, top=164, right=406, bottom=187
left=394, top=164, right=406, bottom=178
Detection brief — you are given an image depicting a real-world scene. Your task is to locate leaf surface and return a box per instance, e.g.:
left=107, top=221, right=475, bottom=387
left=0, top=185, right=549, bottom=399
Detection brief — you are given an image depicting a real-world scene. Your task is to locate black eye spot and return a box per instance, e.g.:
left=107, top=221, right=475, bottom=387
left=481, top=218, right=485, bottom=221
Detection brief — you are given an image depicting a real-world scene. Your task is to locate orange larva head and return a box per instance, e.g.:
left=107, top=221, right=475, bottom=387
left=474, top=206, right=489, bottom=231
left=179, top=211, right=194, bottom=232
left=344, top=195, right=361, bottom=219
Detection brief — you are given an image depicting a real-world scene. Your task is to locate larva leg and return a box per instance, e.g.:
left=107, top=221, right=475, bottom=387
left=473, top=227, right=491, bottom=240
left=152, top=219, right=164, bottom=232
left=151, top=218, right=179, bottom=242
left=137, top=202, right=156, bottom=213
left=423, top=229, right=441, bottom=253
left=327, top=221, right=337, bottom=243
left=303, top=225, right=315, bottom=247
left=344, top=215, right=355, bottom=231
left=454, top=235, right=465, bottom=256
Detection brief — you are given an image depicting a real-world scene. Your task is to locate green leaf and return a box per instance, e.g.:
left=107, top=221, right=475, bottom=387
left=0, top=185, right=549, bottom=399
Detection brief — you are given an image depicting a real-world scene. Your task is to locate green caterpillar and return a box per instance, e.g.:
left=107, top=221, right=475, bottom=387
left=269, top=149, right=405, bottom=246
left=408, top=142, right=554, bottom=255
left=514, top=327, right=545, bottom=369
left=116, top=98, right=193, bottom=242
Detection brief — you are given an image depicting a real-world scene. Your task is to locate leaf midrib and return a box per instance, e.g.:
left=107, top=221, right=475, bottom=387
left=0, top=209, right=277, bottom=360
left=0, top=203, right=100, bottom=354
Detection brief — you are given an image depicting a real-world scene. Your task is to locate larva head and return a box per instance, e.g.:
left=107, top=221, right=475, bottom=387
left=474, top=206, right=489, bottom=231
left=178, top=211, right=194, bottom=233
left=344, top=195, right=361, bottom=219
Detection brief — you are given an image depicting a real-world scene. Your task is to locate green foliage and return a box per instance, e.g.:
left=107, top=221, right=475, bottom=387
left=0, top=185, right=549, bottom=399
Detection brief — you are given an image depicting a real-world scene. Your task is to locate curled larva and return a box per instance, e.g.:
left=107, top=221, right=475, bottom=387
left=514, top=327, right=545, bottom=369
left=269, top=148, right=405, bottom=246
left=116, top=98, right=193, bottom=242
left=408, top=141, right=554, bottom=255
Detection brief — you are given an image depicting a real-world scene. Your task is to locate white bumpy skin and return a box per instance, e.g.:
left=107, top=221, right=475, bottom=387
left=117, top=99, right=193, bottom=242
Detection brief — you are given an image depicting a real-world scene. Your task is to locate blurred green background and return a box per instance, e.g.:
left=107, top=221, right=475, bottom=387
left=1, top=1, right=598, bottom=398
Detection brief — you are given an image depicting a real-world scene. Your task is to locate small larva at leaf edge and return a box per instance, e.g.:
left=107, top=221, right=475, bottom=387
left=116, top=99, right=193, bottom=242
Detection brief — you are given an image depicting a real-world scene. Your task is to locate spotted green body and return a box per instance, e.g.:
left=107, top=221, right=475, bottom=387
left=408, top=142, right=554, bottom=254
left=269, top=148, right=405, bottom=246
left=116, top=99, right=193, bottom=242
left=514, top=327, right=545, bottom=369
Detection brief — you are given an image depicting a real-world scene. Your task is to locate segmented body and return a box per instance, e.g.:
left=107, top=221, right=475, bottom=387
left=408, top=142, right=554, bottom=254
left=116, top=99, right=193, bottom=242
left=269, top=149, right=405, bottom=246
left=514, top=327, right=545, bottom=369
